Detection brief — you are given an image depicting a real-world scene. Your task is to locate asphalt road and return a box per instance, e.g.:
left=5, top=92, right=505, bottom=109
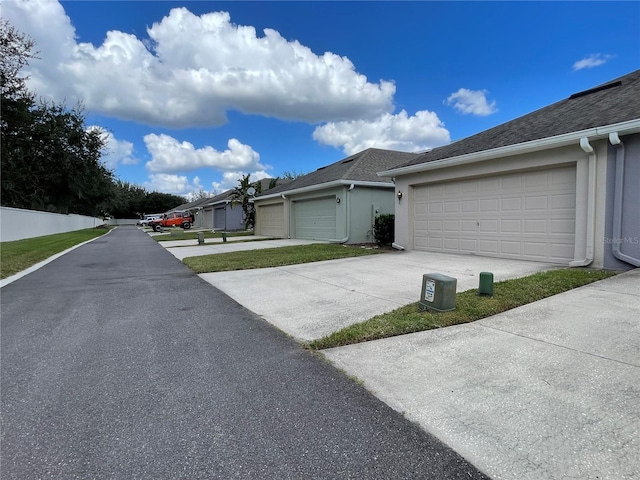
left=1, top=226, right=488, bottom=479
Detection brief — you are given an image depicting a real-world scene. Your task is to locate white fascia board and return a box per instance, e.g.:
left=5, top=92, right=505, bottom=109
left=252, top=180, right=395, bottom=202
left=378, top=118, right=640, bottom=178
left=201, top=199, right=231, bottom=208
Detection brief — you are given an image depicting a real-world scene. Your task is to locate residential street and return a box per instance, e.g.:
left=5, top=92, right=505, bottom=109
left=1, top=226, right=488, bottom=479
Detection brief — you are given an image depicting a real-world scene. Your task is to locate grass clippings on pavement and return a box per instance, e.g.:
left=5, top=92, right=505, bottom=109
left=0, top=227, right=111, bottom=280
left=306, top=268, right=618, bottom=350
left=183, top=243, right=385, bottom=273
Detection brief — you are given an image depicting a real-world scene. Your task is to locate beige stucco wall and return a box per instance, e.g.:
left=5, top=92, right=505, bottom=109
left=254, top=185, right=394, bottom=243
left=392, top=142, right=610, bottom=267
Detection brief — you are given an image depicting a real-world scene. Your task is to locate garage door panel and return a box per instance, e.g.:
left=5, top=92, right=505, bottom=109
left=413, top=167, right=576, bottom=264
left=461, top=220, right=477, bottom=232
left=501, top=198, right=522, bottom=211
left=462, top=200, right=478, bottom=212
left=294, top=197, right=336, bottom=240
left=480, top=199, right=499, bottom=212
left=478, top=240, right=499, bottom=255
left=258, top=204, right=284, bottom=237
left=525, top=196, right=548, bottom=210
left=429, top=202, right=443, bottom=213
left=551, top=219, right=575, bottom=234
left=552, top=193, right=575, bottom=209
left=460, top=239, right=477, bottom=252
left=501, top=219, right=521, bottom=233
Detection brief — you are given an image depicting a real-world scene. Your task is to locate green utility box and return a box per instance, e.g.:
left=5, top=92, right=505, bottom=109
left=478, top=271, right=494, bottom=296
left=419, top=273, right=457, bottom=312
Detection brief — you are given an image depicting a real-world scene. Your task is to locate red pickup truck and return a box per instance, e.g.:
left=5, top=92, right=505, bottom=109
left=149, top=211, right=194, bottom=232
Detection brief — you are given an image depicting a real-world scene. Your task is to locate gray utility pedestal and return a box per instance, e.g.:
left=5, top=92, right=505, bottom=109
left=419, top=273, right=457, bottom=312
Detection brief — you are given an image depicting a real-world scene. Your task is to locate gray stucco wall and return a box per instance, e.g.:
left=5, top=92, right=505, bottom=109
left=603, top=133, right=640, bottom=270
left=349, top=187, right=395, bottom=244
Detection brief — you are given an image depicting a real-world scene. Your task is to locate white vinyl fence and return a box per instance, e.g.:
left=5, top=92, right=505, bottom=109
left=0, top=206, right=106, bottom=242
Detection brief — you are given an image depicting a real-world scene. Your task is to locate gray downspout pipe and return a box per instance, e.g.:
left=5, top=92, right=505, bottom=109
left=330, top=184, right=354, bottom=243
left=570, top=137, right=597, bottom=267
left=609, top=132, right=640, bottom=267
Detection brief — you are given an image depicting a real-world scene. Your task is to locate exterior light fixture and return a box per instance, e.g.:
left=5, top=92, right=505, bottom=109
left=336, top=197, right=341, bottom=204
left=397, top=191, right=403, bottom=200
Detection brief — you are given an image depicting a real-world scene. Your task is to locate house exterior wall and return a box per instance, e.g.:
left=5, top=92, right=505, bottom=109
left=392, top=142, right=617, bottom=267
left=254, top=185, right=394, bottom=243
left=604, top=133, right=640, bottom=269
left=349, top=187, right=395, bottom=244
left=216, top=204, right=245, bottom=230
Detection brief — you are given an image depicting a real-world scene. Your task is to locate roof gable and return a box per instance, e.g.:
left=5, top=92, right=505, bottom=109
left=260, top=148, right=419, bottom=196
left=396, top=69, right=640, bottom=170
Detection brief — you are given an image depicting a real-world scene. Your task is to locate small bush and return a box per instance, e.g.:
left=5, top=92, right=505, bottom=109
left=373, top=214, right=394, bottom=246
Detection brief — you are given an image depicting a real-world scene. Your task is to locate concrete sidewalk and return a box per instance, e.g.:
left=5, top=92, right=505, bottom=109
left=166, top=237, right=325, bottom=260
left=324, top=269, right=640, bottom=480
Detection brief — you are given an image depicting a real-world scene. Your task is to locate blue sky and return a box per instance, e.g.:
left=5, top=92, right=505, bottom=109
left=4, top=1, right=639, bottom=199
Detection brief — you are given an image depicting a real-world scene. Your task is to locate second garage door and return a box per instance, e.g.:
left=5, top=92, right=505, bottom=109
left=294, top=197, right=337, bottom=240
left=413, top=167, right=576, bottom=264
left=257, top=203, right=285, bottom=237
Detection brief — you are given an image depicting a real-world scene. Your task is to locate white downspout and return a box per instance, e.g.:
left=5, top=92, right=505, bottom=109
left=570, top=137, right=597, bottom=267
left=330, top=184, right=354, bottom=243
left=609, top=132, right=640, bottom=267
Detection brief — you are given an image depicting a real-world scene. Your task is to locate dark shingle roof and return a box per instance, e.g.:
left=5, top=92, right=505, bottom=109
left=394, top=69, right=640, bottom=170
left=258, top=148, right=420, bottom=196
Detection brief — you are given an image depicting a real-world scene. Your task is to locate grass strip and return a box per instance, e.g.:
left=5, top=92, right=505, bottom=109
left=0, top=227, right=111, bottom=279
left=153, top=230, right=254, bottom=242
left=306, top=268, right=618, bottom=350
left=183, top=243, right=385, bottom=273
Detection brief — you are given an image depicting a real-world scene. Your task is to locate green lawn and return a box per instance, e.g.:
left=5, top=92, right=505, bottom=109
left=306, top=268, right=618, bottom=350
left=1, top=228, right=111, bottom=279
left=183, top=243, right=385, bottom=273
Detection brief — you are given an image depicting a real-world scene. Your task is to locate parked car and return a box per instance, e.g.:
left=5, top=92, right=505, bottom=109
left=149, top=211, right=194, bottom=232
left=137, top=214, right=162, bottom=226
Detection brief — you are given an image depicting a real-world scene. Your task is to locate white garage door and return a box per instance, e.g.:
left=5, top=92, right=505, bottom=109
left=413, top=167, right=576, bottom=264
left=294, top=197, right=336, bottom=240
left=258, top=203, right=285, bottom=237
left=203, top=209, right=213, bottom=229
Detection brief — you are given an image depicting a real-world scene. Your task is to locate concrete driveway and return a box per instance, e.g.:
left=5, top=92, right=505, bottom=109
left=163, top=237, right=639, bottom=479
left=194, top=248, right=557, bottom=341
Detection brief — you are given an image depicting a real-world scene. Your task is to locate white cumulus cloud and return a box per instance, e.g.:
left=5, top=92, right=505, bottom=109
left=3, top=1, right=395, bottom=127
left=445, top=88, right=497, bottom=116
left=144, top=134, right=266, bottom=174
left=145, top=173, right=199, bottom=197
left=88, top=127, right=138, bottom=170
left=212, top=171, right=270, bottom=192
left=312, top=110, right=450, bottom=156
left=572, top=53, right=614, bottom=71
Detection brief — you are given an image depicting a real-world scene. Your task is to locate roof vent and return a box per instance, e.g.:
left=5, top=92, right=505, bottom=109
left=316, top=166, right=327, bottom=171
left=341, top=158, right=355, bottom=164
left=569, top=80, right=622, bottom=99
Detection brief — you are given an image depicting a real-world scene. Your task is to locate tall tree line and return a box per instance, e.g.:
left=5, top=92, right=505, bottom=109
left=0, top=20, right=184, bottom=218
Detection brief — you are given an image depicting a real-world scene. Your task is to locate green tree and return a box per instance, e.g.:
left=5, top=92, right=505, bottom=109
left=231, top=173, right=257, bottom=229
left=1, top=20, right=114, bottom=215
